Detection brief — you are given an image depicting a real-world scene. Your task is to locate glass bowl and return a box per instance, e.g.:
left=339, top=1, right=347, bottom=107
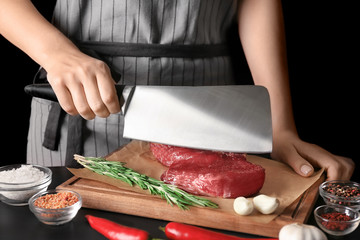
left=28, top=189, right=82, bottom=225
left=314, top=205, right=360, bottom=236
left=0, top=164, right=52, bottom=206
left=319, top=180, right=360, bottom=211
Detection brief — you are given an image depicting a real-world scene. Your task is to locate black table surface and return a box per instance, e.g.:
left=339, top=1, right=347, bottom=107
left=1, top=167, right=359, bottom=240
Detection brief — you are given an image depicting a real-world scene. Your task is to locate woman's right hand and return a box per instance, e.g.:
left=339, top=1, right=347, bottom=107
left=45, top=49, right=120, bottom=120
left=0, top=0, right=120, bottom=120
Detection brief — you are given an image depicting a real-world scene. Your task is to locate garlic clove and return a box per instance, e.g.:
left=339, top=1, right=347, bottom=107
left=253, top=194, right=279, bottom=214
left=279, top=223, right=328, bottom=240
left=233, top=197, right=254, bottom=215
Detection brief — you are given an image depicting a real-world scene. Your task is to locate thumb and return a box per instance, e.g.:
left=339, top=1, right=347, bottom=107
left=273, top=146, right=315, bottom=177
left=298, top=162, right=315, bottom=177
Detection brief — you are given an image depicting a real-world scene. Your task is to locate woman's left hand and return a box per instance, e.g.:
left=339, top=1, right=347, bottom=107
left=271, top=131, right=355, bottom=181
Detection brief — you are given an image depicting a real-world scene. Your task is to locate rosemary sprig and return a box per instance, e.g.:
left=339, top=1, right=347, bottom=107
left=74, top=154, right=218, bottom=210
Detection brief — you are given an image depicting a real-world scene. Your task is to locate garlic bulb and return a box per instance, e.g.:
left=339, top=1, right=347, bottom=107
left=233, top=197, right=254, bottom=215
left=253, top=194, right=279, bottom=214
left=279, top=223, right=327, bottom=240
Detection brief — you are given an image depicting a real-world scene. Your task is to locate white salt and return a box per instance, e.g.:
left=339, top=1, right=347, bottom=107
left=0, top=165, right=46, bottom=184
left=0, top=165, right=49, bottom=203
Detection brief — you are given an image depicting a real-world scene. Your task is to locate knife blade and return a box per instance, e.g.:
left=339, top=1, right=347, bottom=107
left=24, top=84, right=272, bottom=153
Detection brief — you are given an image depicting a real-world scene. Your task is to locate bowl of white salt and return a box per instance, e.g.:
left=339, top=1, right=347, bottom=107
left=0, top=164, right=52, bottom=206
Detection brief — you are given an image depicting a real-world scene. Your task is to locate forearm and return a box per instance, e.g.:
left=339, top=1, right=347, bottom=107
left=237, top=0, right=296, bottom=135
left=0, top=0, right=80, bottom=70
left=1, top=0, right=120, bottom=119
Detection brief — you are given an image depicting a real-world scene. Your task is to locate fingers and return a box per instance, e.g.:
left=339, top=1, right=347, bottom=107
left=47, top=57, right=120, bottom=120
left=273, top=137, right=355, bottom=180
left=50, top=80, right=78, bottom=116
left=295, top=142, right=355, bottom=180
left=95, top=62, right=121, bottom=114
left=70, top=81, right=97, bottom=119
left=272, top=140, right=314, bottom=177
left=320, top=155, right=354, bottom=181
left=272, top=133, right=355, bottom=180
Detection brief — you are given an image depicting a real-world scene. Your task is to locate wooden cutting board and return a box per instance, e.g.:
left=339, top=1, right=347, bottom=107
left=57, top=173, right=324, bottom=238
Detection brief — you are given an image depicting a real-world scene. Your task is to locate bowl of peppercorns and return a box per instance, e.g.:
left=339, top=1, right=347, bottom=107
left=314, top=205, right=360, bottom=236
left=319, top=180, right=360, bottom=211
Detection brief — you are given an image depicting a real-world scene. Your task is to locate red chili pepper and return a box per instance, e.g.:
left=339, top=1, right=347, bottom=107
left=85, top=215, right=149, bottom=240
left=165, top=222, right=278, bottom=240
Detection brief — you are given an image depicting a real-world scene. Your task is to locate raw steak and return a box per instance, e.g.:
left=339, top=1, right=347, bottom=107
left=150, top=143, right=247, bottom=167
left=150, top=143, right=265, bottom=198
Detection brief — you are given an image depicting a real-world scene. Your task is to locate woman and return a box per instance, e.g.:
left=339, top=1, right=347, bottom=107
left=0, top=0, right=354, bottom=180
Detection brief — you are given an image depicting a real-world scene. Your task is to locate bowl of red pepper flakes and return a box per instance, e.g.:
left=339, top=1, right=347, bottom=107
left=314, top=205, right=359, bottom=236
left=319, top=180, right=360, bottom=211
left=28, top=189, right=82, bottom=225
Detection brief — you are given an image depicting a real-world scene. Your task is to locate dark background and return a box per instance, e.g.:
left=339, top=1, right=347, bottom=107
left=1, top=1, right=358, bottom=182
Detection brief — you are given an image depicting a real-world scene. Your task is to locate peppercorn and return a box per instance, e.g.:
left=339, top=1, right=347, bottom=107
left=323, top=183, right=360, bottom=198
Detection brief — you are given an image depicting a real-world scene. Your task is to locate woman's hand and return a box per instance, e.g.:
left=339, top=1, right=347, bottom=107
left=45, top=49, right=120, bottom=120
left=271, top=131, right=355, bottom=180
left=0, top=0, right=120, bottom=120
left=237, top=0, right=355, bottom=181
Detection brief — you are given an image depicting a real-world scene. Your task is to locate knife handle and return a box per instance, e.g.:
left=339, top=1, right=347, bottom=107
left=24, top=84, right=126, bottom=106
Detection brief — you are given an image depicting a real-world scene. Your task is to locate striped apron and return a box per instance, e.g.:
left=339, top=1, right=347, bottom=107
left=26, top=0, right=239, bottom=167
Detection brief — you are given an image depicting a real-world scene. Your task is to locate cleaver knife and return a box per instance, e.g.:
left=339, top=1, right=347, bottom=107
left=24, top=84, right=272, bottom=153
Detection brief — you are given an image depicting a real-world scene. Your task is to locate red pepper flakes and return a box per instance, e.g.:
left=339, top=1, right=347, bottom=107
left=320, top=212, right=353, bottom=231
left=34, top=192, right=79, bottom=209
